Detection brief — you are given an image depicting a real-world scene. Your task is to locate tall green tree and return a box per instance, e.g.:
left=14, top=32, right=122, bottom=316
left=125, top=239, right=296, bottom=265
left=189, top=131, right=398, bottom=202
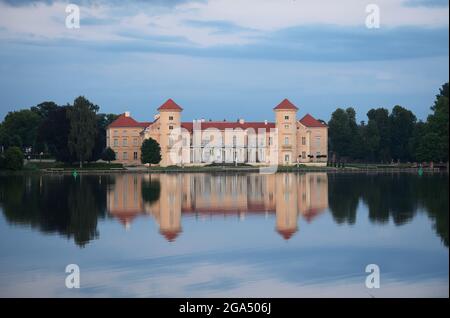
left=414, top=82, right=449, bottom=162
left=328, top=108, right=352, bottom=159
left=0, top=109, right=40, bottom=150
left=89, top=113, right=119, bottom=162
left=37, top=105, right=77, bottom=163
left=367, top=108, right=391, bottom=162
left=427, top=83, right=449, bottom=161
left=31, top=101, right=58, bottom=119
left=389, top=105, right=417, bottom=162
left=141, top=138, right=161, bottom=165
left=67, top=96, right=98, bottom=168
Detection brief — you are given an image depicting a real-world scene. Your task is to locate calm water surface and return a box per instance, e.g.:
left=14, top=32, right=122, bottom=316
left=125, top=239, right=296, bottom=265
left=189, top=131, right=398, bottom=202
left=0, top=172, right=448, bottom=297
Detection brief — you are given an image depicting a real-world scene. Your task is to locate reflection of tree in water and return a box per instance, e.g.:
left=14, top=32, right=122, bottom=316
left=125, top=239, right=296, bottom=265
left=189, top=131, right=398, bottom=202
left=0, top=175, right=114, bottom=247
left=328, top=174, right=359, bottom=225
left=141, top=178, right=161, bottom=204
left=328, top=173, right=448, bottom=247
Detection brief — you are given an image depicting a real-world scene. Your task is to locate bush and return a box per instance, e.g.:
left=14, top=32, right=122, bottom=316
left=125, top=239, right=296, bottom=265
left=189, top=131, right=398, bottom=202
left=4, top=146, right=24, bottom=170
left=101, top=147, right=116, bottom=163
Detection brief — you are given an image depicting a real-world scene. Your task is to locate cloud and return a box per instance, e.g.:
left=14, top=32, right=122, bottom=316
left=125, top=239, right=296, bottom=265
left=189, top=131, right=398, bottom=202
left=0, top=0, right=448, bottom=47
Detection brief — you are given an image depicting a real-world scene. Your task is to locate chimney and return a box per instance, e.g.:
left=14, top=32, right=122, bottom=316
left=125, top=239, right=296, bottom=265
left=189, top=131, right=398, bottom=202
left=239, top=118, right=245, bottom=124
left=125, top=111, right=130, bottom=117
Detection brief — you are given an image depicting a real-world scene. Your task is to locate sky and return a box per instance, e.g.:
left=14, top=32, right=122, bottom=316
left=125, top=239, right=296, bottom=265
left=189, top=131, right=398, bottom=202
left=0, top=0, right=448, bottom=123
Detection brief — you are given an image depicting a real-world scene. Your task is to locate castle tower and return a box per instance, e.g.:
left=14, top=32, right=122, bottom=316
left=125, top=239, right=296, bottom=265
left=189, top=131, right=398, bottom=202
left=273, top=98, right=298, bottom=165
left=157, top=98, right=183, bottom=167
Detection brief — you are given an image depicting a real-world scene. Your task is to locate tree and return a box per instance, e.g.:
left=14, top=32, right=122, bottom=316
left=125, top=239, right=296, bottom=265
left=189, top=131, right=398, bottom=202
left=37, top=105, right=77, bottom=163
left=31, top=101, right=58, bottom=119
left=141, top=138, right=161, bottom=165
left=426, top=83, right=449, bottom=162
left=1, top=109, right=40, bottom=150
left=367, top=108, right=391, bottom=162
left=414, top=82, right=449, bottom=162
left=67, top=96, right=98, bottom=168
left=389, top=105, right=416, bottom=162
left=89, top=113, right=118, bottom=162
left=101, top=147, right=116, bottom=163
left=4, top=146, right=24, bottom=170
left=328, top=108, right=352, bottom=159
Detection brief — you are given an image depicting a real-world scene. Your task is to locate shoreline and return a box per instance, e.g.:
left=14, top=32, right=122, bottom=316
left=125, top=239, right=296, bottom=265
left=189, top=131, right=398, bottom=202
left=1, top=166, right=447, bottom=175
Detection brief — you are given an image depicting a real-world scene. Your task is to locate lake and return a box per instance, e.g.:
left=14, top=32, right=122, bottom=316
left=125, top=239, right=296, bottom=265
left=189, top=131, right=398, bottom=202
left=0, top=172, right=448, bottom=297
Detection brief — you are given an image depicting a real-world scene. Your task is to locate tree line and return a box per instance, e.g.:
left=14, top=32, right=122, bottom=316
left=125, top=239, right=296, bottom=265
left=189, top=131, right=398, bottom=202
left=328, top=82, right=449, bottom=163
left=0, top=96, right=118, bottom=168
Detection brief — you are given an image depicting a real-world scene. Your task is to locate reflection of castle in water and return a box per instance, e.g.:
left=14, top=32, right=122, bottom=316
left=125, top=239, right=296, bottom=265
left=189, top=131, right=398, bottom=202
left=107, top=173, right=329, bottom=241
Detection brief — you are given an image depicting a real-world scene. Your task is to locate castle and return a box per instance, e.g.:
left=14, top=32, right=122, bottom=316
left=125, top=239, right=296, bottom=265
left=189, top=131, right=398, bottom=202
left=106, top=98, right=328, bottom=166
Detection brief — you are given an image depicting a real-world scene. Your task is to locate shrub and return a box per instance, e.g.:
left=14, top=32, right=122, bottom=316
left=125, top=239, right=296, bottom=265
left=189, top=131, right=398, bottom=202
left=4, top=146, right=24, bottom=170
left=101, top=147, right=116, bottom=163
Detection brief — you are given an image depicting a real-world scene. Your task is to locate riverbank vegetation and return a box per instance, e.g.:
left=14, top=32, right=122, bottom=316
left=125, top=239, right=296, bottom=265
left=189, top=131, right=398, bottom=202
left=0, top=97, right=117, bottom=170
left=328, top=82, right=449, bottom=163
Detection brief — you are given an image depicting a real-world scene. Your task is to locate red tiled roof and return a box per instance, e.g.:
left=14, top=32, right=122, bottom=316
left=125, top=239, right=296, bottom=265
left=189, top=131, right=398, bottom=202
left=108, top=114, right=150, bottom=128
left=157, top=98, right=183, bottom=111
left=299, top=114, right=327, bottom=128
left=181, top=121, right=275, bottom=133
left=273, top=98, right=298, bottom=111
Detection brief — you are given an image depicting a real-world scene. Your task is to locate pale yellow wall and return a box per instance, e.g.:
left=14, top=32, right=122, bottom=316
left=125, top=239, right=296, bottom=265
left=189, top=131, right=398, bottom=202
left=275, top=109, right=298, bottom=165
left=107, top=127, right=143, bottom=165
left=158, top=110, right=181, bottom=166
left=296, top=124, right=328, bottom=163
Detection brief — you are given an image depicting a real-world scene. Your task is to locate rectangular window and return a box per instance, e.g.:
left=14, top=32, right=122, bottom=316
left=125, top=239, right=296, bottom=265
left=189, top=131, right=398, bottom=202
left=316, top=136, right=321, bottom=147
left=114, top=139, right=118, bottom=147
left=284, top=124, right=289, bottom=129
left=133, top=138, right=138, bottom=146
left=284, top=137, right=289, bottom=145
left=169, top=125, right=173, bottom=130
left=113, top=130, right=118, bottom=136
left=302, top=151, right=306, bottom=159
left=302, top=137, right=306, bottom=145
left=169, top=116, right=174, bottom=121
left=133, top=152, right=138, bottom=160
left=122, top=138, right=127, bottom=146
left=123, top=152, right=128, bottom=160
left=284, top=115, right=289, bottom=120
left=285, top=154, right=290, bottom=163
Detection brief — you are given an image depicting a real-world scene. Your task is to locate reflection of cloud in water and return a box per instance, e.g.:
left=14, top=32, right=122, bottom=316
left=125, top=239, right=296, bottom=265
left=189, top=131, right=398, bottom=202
left=0, top=246, right=447, bottom=297
left=0, top=261, right=447, bottom=298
